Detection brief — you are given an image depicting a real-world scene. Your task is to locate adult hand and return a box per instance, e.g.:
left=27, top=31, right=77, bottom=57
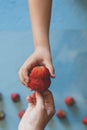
left=18, top=90, right=55, bottom=130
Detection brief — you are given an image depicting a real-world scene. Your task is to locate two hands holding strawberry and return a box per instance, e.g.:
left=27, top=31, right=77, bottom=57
left=18, top=0, right=55, bottom=129
left=18, top=48, right=55, bottom=130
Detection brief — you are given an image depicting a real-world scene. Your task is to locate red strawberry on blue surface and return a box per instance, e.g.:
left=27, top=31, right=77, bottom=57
left=56, top=110, right=66, bottom=119
left=11, top=93, right=20, bottom=102
left=27, top=66, right=51, bottom=92
left=64, top=96, right=74, bottom=106
left=82, top=117, right=87, bottom=125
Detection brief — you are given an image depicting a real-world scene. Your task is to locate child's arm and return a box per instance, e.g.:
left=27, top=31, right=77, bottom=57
left=28, top=0, right=52, bottom=51
left=18, top=0, right=55, bottom=86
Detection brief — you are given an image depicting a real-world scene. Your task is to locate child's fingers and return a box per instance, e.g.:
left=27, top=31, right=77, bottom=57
left=22, top=59, right=38, bottom=84
left=22, top=68, right=29, bottom=83
left=18, top=65, right=32, bottom=86
left=45, top=62, right=55, bottom=78
left=18, top=69, right=25, bottom=85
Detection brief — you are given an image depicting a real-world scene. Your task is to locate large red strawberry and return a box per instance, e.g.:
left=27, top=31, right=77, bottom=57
left=27, top=66, right=51, bottom=92
left=56, top=110, right=66, bottom=119
left=11, top=93, right=20, bottom=102
left=18, top=110, right=25, bottom=119
left=64, top=96, right=74, bottom=106
left=82, top=117, right=87, bottom=125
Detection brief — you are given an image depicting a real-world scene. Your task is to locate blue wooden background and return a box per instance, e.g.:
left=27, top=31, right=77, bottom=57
left=0, top=0, right=87, bottom=30
left=0, top=0, right=87, bottom=130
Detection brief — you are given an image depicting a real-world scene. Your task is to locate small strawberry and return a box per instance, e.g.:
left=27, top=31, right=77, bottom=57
left=18, top=110, right=25, bottom=119
left=0, top=111, right=5, bottom=120
left=27, top=66, right=51, bottom=92
left=64, top=96, right=74, bottom=106
left=56, top=110, right=66, bottom=119
left=11, top=93, right=20, bottom=102
left=82, top=117, right=87, bottom=125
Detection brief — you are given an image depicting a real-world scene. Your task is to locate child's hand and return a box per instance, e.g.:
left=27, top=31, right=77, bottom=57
left=18, top=47, right=55, bottom=86
left=18, top=90, right=55, bottom=130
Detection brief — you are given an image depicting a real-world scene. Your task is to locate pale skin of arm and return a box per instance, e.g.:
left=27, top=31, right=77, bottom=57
left=18, top=0, right=55, bottom=87
left=29, top=0, right=52, bottom=49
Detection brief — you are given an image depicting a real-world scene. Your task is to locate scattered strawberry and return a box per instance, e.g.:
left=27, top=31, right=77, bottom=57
left=56, top=110, right=66, bottom=119
left=0, top=111, right=5, bottom=120
left=11, top=93, right=20, bottom=102
left=82, top=117, right=87, bottom=125
left=64, top=96, right=74, bottom=106
left=27, top=66, right=51, bottom=92
left=18, top=110, right=25, bottom=119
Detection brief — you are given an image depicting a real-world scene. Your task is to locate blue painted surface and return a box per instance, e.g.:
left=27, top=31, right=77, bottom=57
left=52, top=0, right=87, bottom=29
left=0, top=31, right=87, bottom=130
left=0, top=0, right=87, bottom=30
left=0, top=0, right=87, bottom=130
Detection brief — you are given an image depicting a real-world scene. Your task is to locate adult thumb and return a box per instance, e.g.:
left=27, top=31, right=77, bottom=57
left=36, top=91, right=44, bottom=109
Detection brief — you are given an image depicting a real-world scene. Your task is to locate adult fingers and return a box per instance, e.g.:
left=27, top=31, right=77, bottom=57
left=43, top=90, right=55, bottom=116
left=43, top=90, right=55, bottom=106
left=26, top=93, right=36, bottom=103
left=36, top=91, right=44, bottom=110
left=26, top=93, right=36, bottom=107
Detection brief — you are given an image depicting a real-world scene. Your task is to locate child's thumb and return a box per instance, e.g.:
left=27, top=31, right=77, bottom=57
left=45, top=63, right=55, bottom=78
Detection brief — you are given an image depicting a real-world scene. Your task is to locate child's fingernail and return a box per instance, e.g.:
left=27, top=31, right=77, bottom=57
left=53, top=73, right=55, bottom=77
left=52, top=73, right=55, bottom=78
